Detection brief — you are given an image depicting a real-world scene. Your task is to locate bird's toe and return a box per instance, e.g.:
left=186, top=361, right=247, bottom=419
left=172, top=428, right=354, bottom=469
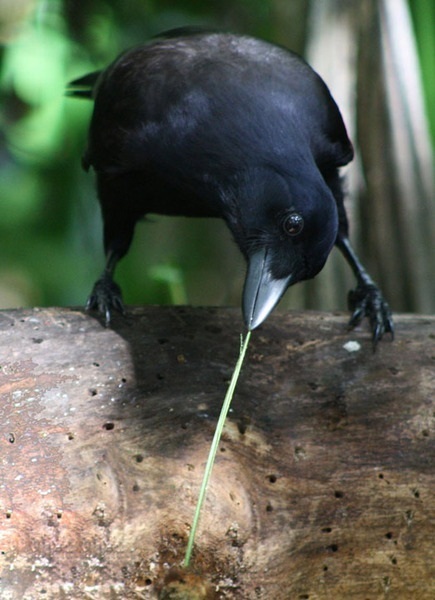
left=86, top=274, right=124, bottom=325
left=347, top=284, right=393, bottom=350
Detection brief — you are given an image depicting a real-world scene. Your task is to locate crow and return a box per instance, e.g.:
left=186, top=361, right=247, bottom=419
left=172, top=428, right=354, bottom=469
left=69, top=28, right=393, bottom=346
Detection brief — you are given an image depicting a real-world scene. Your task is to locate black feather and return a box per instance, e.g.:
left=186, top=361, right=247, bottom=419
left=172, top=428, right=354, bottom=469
left=66, top=71, right=101, bottom=98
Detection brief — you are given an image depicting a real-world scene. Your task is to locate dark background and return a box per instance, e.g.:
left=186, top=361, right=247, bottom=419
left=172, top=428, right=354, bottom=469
left=0, top=0, right=433, bottom=318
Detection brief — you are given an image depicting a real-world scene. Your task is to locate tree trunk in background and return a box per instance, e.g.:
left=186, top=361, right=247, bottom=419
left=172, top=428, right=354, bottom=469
left=1, top=306, right=435, bottom=599
left=278, top=0, right=435, bottom=315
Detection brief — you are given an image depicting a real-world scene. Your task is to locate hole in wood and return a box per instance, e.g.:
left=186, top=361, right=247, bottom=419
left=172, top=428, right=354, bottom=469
left=237, top=421, right=247, bottom=435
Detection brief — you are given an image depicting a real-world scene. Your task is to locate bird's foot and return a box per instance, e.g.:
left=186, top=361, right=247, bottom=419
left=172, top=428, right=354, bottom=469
left=347, top=283, right=394, bottom=349
left=86, top=273, right=125, bottom=325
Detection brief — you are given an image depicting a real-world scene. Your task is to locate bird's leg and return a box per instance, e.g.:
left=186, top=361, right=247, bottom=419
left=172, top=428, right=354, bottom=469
left=336, top=235, right=394, bottom=348
left=86, top=249, right=125, bottom=325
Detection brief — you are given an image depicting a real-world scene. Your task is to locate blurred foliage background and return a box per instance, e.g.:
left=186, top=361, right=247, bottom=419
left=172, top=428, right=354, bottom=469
left=0, top=0, right=434, bottom=319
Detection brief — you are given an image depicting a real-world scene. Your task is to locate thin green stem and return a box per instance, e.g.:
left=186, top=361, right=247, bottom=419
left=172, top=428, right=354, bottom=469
left=183, top=330, right=252, bottom=568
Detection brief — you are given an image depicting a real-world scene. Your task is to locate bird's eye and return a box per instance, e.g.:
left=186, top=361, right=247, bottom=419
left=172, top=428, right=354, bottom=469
left=283, top=213, right=304, bottom=236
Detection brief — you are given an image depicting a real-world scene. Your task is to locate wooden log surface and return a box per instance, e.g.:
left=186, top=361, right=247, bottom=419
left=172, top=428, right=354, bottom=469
left=0, top=306, right=434, bottom=599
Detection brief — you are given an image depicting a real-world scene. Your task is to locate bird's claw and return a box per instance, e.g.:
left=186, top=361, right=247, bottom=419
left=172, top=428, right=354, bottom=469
left=347, top=284, right=394, bottom=350
left=86, top=274, right=125, bottom=325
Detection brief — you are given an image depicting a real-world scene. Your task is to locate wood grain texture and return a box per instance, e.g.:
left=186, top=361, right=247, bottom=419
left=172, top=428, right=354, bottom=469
left=0, top=306, right=434, bottom=599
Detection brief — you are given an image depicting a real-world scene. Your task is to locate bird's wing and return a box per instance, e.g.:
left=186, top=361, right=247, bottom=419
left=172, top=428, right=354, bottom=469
left=81, top=34, right=353, bottom=176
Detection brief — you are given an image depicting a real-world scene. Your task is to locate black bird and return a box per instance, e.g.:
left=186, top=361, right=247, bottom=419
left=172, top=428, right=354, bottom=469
left=69, top=28, right=393, bottom=345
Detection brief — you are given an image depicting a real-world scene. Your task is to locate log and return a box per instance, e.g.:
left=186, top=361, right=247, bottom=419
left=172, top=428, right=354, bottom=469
left=0, top=306, right=434, bottom=599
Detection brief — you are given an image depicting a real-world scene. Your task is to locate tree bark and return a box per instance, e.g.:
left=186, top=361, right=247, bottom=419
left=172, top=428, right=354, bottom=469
left=0, top=306, right=434, bottom=599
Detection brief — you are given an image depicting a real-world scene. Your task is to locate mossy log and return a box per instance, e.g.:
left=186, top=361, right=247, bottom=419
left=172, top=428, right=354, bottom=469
left=0, top=306, right=434, bottom=599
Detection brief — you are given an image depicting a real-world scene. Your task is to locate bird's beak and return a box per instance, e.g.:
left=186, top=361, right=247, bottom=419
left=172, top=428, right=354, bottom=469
left=242, top=248, right=293, bottom=330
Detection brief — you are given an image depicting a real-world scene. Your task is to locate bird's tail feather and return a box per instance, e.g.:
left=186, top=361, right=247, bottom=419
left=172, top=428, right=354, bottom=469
left=66, top=71, right=101, bottom=99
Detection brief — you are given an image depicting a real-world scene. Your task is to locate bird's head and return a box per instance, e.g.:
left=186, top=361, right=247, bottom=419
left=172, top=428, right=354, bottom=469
left=224, top=168, right=339, bottom=330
